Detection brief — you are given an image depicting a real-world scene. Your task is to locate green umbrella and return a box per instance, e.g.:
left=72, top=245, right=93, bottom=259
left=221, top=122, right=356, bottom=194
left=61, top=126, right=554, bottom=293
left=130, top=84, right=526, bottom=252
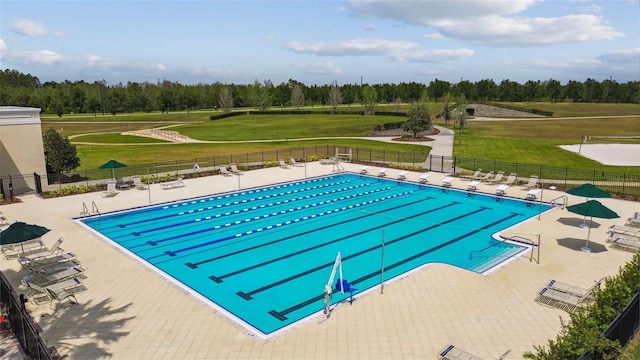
left=99, top=159, right=128, bottom=179
left=566, top=200, right=619, bottom=252
left=566, top=183, right=611, bottom=227
left=0, top=221, right=51, bottom=253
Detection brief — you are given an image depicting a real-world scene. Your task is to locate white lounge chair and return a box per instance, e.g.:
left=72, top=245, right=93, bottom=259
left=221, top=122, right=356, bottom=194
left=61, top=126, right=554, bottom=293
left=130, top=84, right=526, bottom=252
left=20, top=237, right=64, bottom=261
left=545, top=278, right=601, bottom=299
left=521, top=175, right=539, bottom=190
left=31, top=266, right=86, bottom=287
left=627, top=212, right=640, bottom=227
left=501, top=173, right=518, bottom=186
left=19, top=252, right=77, bottom=270
left=478, top=171, right=495, bottom=183
left=378, top=169, right=387, bottom=177
left=485, top=171, right=504, bottom=184
left=289, top=158, right=304, bottom=167
left=526, top=189, right=541, bottom=200
left=279, top=160, right=290, bottom=169
left=132, top=176, right=148, bottom=190
left=438, top=345, right=483, bottom=360
left=2, top=238, right=47, bottom=259
left=535, top=285, right=592, bottom=312
left=496, top=184, right=509, bottom=195
left=459, top=169, right=482, bottom=181
left=442, top=177, right=453, bottom=187
left=102, top=181, right=118, bottom=197
left=419, top=174, right=430, bottom=183
left=609, top=225, right=640, bottom=237
left=219, top=166, right=233, bottom=176
left=397, top=171, right=407, bottom=180
left=467, top=181, right=480, bottom=191
left=608, top=233, right=640, bottom=252
left=230, top=163, right=244, bottom=173
left=359, top=166, right=368, bottom=174
left=160, top=176, right=185, bottom=189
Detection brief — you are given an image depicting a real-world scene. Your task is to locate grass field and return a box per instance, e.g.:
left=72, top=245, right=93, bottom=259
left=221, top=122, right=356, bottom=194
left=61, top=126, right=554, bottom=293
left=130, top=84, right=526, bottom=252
left=44, top=103, right=639, bottom=173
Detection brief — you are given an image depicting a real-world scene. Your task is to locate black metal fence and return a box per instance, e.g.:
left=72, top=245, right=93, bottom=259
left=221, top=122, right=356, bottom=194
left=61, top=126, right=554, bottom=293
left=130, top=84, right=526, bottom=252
left=1, top=145, right=638, bottom=199
left=577, top=291, right=640, bottom=359
left=0, top=271, right=54, bottom=360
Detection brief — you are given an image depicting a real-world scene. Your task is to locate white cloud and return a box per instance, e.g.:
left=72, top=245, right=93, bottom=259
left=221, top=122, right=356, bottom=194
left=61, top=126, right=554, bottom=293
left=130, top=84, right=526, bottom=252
left=597, top=48, right=640, bottom=63
left=11, top=18, right=63, bottom=36
left=423, top=33, right=444, bottom=40
left=347, top=0, right=536, bottom=24
left=347, top=0, right=622, bottom=47
left=284, top=38, right=418, bottom=56
left=0, top=38, right=6, bottom=52
left=391, top=48, right=474, bottom=63
left=292, top=60, right=343, bottom=75
left=434, top=15, right=623, bottom=46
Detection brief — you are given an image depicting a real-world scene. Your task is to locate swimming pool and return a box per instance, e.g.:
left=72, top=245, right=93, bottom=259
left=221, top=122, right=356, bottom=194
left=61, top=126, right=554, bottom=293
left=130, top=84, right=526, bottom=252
left=78, top=173, right=551, bottom=336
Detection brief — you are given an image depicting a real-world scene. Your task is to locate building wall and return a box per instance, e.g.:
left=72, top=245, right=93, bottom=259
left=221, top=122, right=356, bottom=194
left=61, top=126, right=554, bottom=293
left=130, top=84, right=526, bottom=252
left=0, top=106, right=47, bottom=178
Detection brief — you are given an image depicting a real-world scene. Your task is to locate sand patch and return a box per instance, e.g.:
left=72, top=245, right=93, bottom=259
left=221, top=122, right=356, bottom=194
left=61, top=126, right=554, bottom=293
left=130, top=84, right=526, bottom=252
left=559, top=144, right=640, bottom=166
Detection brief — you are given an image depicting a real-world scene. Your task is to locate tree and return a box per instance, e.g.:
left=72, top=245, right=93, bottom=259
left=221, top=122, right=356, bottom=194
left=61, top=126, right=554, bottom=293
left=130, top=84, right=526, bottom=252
left=327, top=81, right=343, bottom=113
left=42, top=127, right=80, bottom=174
left=218, top=86, right=233, bottom=113
left=442, top=92, right=452, bottom=125
left=218, top=86, right=234, bottom=113
left=454, top=95, right=468, bottom=132
left=252, top=79, right=273, bottom=111
left=361, top=85, right=377, bottom=115
left=291, top=84, right=305, bottom=110
left=402, top=101, right=431, bottom=138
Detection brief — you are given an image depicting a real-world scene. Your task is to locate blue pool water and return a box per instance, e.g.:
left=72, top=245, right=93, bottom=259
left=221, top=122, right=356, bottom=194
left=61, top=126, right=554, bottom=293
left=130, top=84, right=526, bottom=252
left=79, top=173, right=551, bottom=336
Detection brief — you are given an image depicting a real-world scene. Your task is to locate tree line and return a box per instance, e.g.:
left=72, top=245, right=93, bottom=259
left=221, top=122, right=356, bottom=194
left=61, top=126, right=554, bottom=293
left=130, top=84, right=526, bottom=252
left=0, top=69, right=638, bottom=116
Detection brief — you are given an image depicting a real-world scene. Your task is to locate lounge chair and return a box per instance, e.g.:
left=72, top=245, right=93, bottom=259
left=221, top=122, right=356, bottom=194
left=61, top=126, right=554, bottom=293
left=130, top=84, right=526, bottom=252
left=467, top=181, right=480, bottom=191
left=438, top=345, right=483, bottom=360
left=500, top=173, right=518, bottom=186
left=627, top=212, right=640, bottom=227
left=397, top=171, right=407, bottom=180
left=359, top=166, right=368, bottom=174
left=459, top=169, right=482, bottom=181
left=27, top=259, right=82, bottom=276
left=419, top=174, right=430, bottom=183
left=115, top=177, right=131, bottom=190
left=526, top=189, right=541, bottom=200
left=132, top=176, right=148, bottom=190
left=19, top=252, right=77, bottom=270
left=521, top=175, right=539, bottom=190
left=546, top=278, right=602, bottom=298
left=378, top=169, right=387, bottom=177
left=319, top=158, right=335, bottom=165
left=47, top=287, right=79, bottom=310
left=289, top=158, right=304, bottom=167
left=230, top=163, right=244, bottom=173
left=31, top=266, right=86, bottom=287
left=496, top=184, right=509, bottom=195
left=22, top=280, right=53, bottom=305
left=535, top=286, right=586, bottom=312
left=477, top=171, right=495, bottom=183
left=278, top=159, right=290, bottom=168
left=608, top=233, right=640, bottom=252
left=485, top=171, right=504, bottom=184
left=608, top=225, right=640, bottom=237
left=160, top=176, right=185, bottom=189
left=219, top=165, right=233, bottom=176
left=20, top=237, right=64, bottom=261
left=102, top=181, right=118, bottom=198
left=442, top=177, right=453, bottom=187
left=2, top=238, right=47, bottom=260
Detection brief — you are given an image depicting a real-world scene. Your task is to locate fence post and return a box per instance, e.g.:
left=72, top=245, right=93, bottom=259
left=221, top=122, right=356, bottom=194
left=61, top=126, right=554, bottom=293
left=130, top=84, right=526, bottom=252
left=564, top=168, right=568, bottom=188
left=33, top=172, right=42, bottom=194
left=622, top=173, right=626, bottom=194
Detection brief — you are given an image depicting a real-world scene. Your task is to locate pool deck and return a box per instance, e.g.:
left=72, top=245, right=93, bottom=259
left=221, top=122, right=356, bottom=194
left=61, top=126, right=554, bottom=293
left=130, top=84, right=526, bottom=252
left=1, top=163, right=637, bottom=359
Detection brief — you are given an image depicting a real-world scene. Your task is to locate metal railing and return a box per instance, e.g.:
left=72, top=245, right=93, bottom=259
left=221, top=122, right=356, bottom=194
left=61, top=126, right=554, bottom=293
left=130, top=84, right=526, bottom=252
left=1, top=145, right=638, bottom=199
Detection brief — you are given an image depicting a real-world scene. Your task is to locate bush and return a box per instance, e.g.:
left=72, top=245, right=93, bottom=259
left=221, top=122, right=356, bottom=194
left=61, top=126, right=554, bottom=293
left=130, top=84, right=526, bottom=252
left=45, top=184, right=101, bottom=197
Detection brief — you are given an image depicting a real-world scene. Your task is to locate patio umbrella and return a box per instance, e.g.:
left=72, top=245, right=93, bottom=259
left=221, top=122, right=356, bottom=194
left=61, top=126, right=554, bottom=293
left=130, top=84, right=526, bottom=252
left=566, top=200, right=619, bottom=252
left=0, top=221, right=51, bottom=252
left=99, top=159, right=128, bottom=179
left=566, top=183, right=611, bottom=227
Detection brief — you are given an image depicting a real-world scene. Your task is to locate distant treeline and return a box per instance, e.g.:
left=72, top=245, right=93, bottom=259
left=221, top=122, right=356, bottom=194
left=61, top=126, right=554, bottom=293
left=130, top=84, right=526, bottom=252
left=0, top=69, right=638, bottom=116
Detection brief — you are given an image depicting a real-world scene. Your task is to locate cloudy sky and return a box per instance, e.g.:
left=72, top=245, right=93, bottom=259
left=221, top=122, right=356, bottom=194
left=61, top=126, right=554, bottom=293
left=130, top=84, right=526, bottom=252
left=0, top=0, right=638, bottom=86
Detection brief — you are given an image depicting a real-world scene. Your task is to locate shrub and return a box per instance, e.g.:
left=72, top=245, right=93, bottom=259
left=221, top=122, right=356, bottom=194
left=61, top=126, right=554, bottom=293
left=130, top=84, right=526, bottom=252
left=45, top=184, right=101, bottom=197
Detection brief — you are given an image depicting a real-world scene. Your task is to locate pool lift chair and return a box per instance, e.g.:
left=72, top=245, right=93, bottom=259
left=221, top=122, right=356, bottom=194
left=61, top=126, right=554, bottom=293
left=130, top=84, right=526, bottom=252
left=323, top=252, right=356, bottom=318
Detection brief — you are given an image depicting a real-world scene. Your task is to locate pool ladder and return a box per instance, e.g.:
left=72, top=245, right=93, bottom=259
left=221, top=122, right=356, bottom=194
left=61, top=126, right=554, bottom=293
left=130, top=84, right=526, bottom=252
left=469, top=234, right=541, bottom=264
left=549, top=195, right=568, bottom=209
left=81, top=201, right=100, bottom=215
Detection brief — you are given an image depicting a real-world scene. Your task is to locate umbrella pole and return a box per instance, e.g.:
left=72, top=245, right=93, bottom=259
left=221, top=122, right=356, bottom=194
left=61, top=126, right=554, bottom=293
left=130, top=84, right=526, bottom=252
left=581, top=217, right=593, bottom=252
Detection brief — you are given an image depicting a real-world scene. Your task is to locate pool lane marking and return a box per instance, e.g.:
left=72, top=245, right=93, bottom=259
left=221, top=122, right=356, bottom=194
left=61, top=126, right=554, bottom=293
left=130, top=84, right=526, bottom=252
left=110, top=178, right=353, bottom=229
left=127, top=182, right=380, bottom=240
left=268, top=211, right=521, bottom=321
left=185, top=197, right=434, bottom=268
left=235, top=206, right=487, bottom=300
left=144, top=189, right=414, bottom=260
left=207, top=200, right=460, bottom=284
left=134, top=185, right=393, bottom=249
